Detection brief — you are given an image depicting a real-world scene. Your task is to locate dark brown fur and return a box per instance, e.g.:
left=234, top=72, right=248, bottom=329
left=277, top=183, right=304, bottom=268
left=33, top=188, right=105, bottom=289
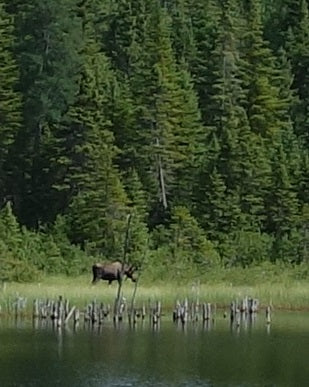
left=92, top=261, right=137, bottom=285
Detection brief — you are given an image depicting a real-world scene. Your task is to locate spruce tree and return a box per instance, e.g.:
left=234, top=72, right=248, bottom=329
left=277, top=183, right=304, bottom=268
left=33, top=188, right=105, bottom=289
left=7, top=0, right=81, bottom=227
left=169, top=205, right=220, bottom=266
left=285, top=0, right=309, bottom=146
left=0, top=2, right=22, bottom=204
left=0, top=201, right=22, bottom=248
left=240, top=0, right=286, bottom=140
left=189, top=0, right=221, bottom=123
left=195, top=0, right=271, bottom=237
left=127, top=4, right=204, bottom=222
left=166, top=0, right=196, bottom=63
left=264, top=0, right=309, bottom=147
left=59, top=1, right=129, bottom=257
left=265, top=145, right=300, bottom=237
left=123, top=171, right=149, bottom=265
left=239, top=0, right=303, bottom=254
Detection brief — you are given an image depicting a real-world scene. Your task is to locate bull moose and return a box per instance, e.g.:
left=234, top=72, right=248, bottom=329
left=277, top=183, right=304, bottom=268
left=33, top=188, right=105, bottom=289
left=92, top=261, right=137, bottom=285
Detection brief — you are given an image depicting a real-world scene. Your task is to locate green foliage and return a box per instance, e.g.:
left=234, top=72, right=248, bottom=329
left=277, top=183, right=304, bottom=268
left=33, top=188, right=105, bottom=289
left=280, top=0, right=309, bottom=147
left=5, top=0, right=82, bottom=227
left=219, top=230, right=274, bottom=268
left=0, top=202, right=22, bottom=249
left=55, top=6, right=130, bottom=257
left=169, top=206, right=220, bottom=266
left=0, top=2, right=22, bottom=203
left=0, top=241, right=41, bottom=282
left=0, top=203, right=93, bottom=282
left=49, top=215, right=94, bottom=276
left=0, top=202, right=40, bottom=281
left=0, top=0, right=308, bottom=281
left=150, top=206, right=220, bottom=269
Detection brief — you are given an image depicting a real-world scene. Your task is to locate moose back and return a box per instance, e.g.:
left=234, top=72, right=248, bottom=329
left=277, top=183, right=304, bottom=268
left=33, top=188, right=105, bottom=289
left=92, top=261, right=137, bottom=285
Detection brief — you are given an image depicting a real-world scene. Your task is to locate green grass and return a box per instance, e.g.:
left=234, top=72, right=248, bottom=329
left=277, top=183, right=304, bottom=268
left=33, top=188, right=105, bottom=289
left=1, top=268, right=308, bottom=314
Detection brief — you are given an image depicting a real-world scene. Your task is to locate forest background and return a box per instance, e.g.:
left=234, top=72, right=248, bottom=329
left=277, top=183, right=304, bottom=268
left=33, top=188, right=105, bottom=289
left=0, top=0, right=308, bottom=284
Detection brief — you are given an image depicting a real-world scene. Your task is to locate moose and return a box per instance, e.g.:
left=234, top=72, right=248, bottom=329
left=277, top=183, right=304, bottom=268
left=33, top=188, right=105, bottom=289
left=92, top=261, right=137, bottom=285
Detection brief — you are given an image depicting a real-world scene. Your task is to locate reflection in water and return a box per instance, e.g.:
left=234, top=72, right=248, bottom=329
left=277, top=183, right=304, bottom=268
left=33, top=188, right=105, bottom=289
left=0, top=312, right=309, bottom=386
left=57, top=326, right=63, bottom=359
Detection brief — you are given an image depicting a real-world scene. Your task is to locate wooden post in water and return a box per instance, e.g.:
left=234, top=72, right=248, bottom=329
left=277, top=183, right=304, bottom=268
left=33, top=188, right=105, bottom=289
left=230, top=301, right=236, bottom=322
left=64, top=306, right=76, bottom=325
left=252, top=299, right=259, bottom=313
left=194, top=300, right=200, bottom=322
left=173, top=300, right=180, bottom=322
left=84, top=304, right=91, bottom=323
left=114, top=214, right=132, bottom=322
left=51, top=301, right=58, bottom=321
left=14, top=297, right=19, bottom=319
left=129, top=270, right=139, bottom=324
left=248, top=298, right=259, bottom=314
left=128, top=241, right=148, bottom=325
left=142, top=303, right=146, bottom=320
left=98, top=302, right=105, bottom=325
left=106, top=304, right=111, bottom=320
left=57, top=296, right=63, bottom=327
left=207, top=303, right=212, bottom=321
left=230, top=300, right=240, bottom=326
left=73, top=308, right=80, bottom=325
left=64, top=299, right=70, bottom=319
left=40, top=300, right=47, bottom=319
left=180, top=299, right=188, bottom=325
left=241, top=297, right=248, bottom=314
left=91, top=300, right=98, bottom=324
left=114, top=281, right=122, bottom=323
left=202, top=303, right=212, bottom=321
left=266, top=306, right=271, bottom=324
left=152, top=300, right=161, bottom=325
left=45, top=299, right=51, bottom=319
left=33, top=299, right=39, bottom=319
left=236, top=308, right=241, bottom=327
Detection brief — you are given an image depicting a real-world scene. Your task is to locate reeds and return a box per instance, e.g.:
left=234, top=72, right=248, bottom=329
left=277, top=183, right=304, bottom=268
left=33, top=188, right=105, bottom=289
left=1, top=274, right=308, bottom=313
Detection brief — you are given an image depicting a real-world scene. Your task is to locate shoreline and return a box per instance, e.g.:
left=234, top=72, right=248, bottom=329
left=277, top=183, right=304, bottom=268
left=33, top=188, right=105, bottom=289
left=1, top=276, right=308, bottom=312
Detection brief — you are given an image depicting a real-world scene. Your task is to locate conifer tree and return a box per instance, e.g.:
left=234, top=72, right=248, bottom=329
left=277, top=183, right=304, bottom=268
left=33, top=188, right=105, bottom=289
left=169, top=205, right=220, bottom=266
left=239, top=1, right=303, bottom=254
left=0, top=0, right=308, bottom=271
left=104, top=0, right=141, bottom=75
left=0, top=201, right=22, bottom=248
left=124, top=168, right=148, bottom=219
left=264, top=0, right=309, bottom=147
left=189, top=0, right=221, bottom=123
left=127, top=4, right=204, bottom=222
left=196, top=165, right=230, bottom=239
left=109, top=77, right=138, bottom=173
left=0, top=2, right=22, bottom=204
left=60, top=1, right=129, bottom=257
left=240, top=0, right=286, bottom=140
left=123, top=170, right=150, bottom=265
left=265, top=145, right=300, bottom=237
left=285, top=0, right=309, bottom=146
left=166, top=0, right=196, bottom=63
left=6, top=0, right=81, bottom=227
left=173, top=62, right=204, bottom=208
left=195, top=0, right=272, bottom=237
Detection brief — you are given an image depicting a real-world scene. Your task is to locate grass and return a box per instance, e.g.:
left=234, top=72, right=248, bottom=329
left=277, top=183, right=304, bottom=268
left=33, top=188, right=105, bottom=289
left=1, top=268, right=309, bottom=313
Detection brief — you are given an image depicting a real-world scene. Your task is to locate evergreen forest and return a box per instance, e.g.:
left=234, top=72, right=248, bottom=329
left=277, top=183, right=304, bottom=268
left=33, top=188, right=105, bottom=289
left=0, top=0, right=308, bottom=282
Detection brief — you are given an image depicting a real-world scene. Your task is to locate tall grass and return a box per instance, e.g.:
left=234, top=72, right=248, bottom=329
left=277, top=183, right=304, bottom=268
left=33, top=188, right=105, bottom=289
left=1, top=271, right=308, bottom=312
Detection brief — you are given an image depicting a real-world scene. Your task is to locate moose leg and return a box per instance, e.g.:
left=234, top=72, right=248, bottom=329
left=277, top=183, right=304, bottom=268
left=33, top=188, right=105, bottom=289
left=92, top=264, right=103, bottom=284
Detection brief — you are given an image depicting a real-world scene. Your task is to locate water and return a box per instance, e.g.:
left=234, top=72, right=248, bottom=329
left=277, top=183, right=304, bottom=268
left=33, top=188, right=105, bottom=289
left=0, top=312, right=308, bottom=386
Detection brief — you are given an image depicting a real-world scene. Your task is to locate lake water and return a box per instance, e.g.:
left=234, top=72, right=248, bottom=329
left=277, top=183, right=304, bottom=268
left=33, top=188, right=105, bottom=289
left=0, top=312, right=308, bottom=386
